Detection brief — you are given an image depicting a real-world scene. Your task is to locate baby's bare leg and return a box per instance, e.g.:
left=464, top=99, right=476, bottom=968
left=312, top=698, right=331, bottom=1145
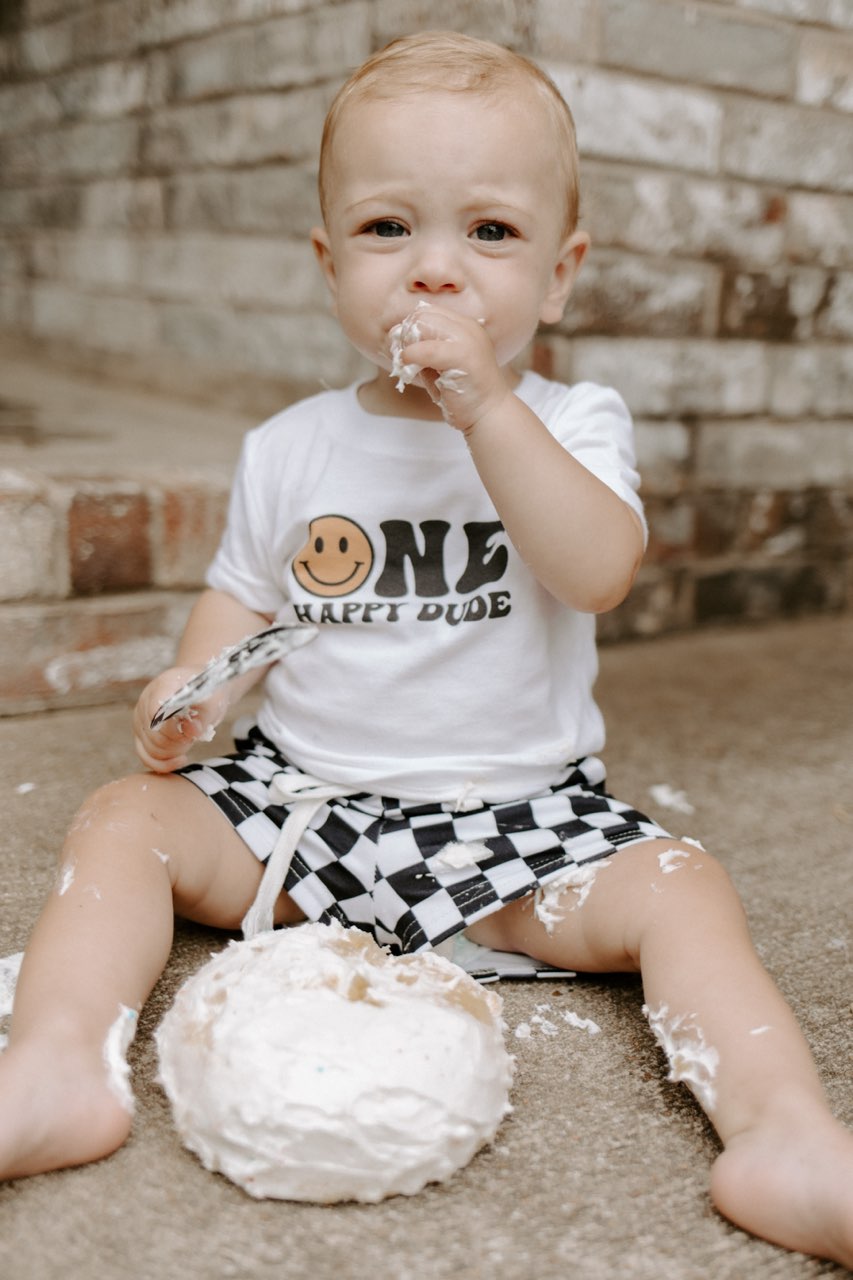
left=0, top=772, right=298, bottom=1180
left=467, top=839, right=853, bottom=1267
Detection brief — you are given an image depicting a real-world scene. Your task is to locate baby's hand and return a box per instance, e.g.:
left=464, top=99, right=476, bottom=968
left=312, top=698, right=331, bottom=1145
left=388, top=302, right=511, bottom=433
left=133, top=668, right=228, bottom=773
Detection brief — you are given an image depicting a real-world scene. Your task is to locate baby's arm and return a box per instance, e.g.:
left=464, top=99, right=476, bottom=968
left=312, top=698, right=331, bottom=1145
left=133, top=588, right=273, bottom=773
left=463, top=394, right=644, bottom=612
left=397, top=308, right=644, bottom=612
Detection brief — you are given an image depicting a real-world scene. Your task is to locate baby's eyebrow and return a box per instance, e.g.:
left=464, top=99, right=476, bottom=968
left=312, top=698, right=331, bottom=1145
left=460, top=193, right=532, bottom=218
left=343, top=191, right=413, bottom=214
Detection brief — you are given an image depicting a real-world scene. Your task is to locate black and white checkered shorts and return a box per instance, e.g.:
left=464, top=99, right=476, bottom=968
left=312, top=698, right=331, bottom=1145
left=178, top=723, right=669, bottom=954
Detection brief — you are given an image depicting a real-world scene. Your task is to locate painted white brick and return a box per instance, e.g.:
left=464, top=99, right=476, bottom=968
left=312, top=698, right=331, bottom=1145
left=790, top=266, right=835, bottom=328
left=814, top=272, right=853, bottom=339
left=582, top=165, right=786, bottom=269
left=42, top=231, right=136, bottom=290
left=722, top=96, right=853, bottom=191
left=634, top=420, right=693, bottom=496
left=601, top=0, right=796, bottom=97
left=770, top=343, right=853, bottom=416
left=167, top=6, right=371, bottom=100
left=65, top=3, right=144, bottom=67
left=0, top=472, right=68, bottom=601
left=26, top=0, right=86, bottom=19
left=532, top=0, right=599, bottom=61
left=36, top=230, right=324, bottom=308
left=562, top=250, right=716, bottom=337
left=137, top=234, right=324, bottom=310
left=0, top=36, right=15, bottom=82
left=19, top=19, right=74, bottom=74
left=696, top=420, right=853, bottom=487
left=142, top=89, right=327, bottom=170
left=0, top=183, right=82, bottom=232
left=729, top=0, right=853, bottom=29
left=787, top=191, right=853, bottom=268
left=0, top=117, right=140, bottom=183
left=0, top=282, right=29, bottom=328
left=165, top=165, right=320, bottom=236
left=138, top=0, right=322, bottom=46
left=555, top=336, right=770, bottom=416
left=720, top=264, right=837, bottom=340
left=373, top=0, right=522, bottom=47
left=0, top=82, right=64, bottom=135
left=549, top=65, right=722, bottom=173
left=30, top=281, right=160, bottom=353
left=80, top=177, right=165, bottom=230
left=26, top=277, right=357, bottom=389
left=0, top=237, right=26, bottom=280
left=797, top=28, right=853, bottom=112
left=50, top=58, right=151, bottom=121
left=155, top=302, right=362, bottom=386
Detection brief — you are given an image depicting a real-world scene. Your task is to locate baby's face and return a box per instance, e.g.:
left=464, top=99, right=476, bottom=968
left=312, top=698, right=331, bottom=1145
left=312, top=86, right=584, bottom=391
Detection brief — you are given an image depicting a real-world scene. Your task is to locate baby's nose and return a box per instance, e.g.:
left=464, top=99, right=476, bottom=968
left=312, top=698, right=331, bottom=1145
left=408, top=240, right=462, bottom=293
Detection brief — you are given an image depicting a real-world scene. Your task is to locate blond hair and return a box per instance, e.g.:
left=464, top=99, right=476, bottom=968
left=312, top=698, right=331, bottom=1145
left=318, top=31, right=581, bottom=235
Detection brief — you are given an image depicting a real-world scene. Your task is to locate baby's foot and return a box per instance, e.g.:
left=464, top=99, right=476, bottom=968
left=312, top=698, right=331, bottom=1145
left=0, top=1034, right=133, bottom=1179
left=711, top=1101, right=853, bottom=1267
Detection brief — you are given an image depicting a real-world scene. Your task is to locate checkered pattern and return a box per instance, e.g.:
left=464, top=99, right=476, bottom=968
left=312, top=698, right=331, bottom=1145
left=178, top=723, right=669, bottom=954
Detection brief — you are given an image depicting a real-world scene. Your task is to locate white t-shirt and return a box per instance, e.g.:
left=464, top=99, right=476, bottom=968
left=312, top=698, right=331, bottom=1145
left=207, top=371, right=645, bottom=803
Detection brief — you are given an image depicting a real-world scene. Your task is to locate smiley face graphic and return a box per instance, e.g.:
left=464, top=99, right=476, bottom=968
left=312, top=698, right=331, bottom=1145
left=292, top=515, right=374, bottom=597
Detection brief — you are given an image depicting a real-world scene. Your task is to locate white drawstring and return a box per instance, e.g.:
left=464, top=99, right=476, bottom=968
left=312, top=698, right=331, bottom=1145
left=451, top=780, right=481, bottom=812
left=241, top=773, right=358, bottom=939
left=240, top=772, right=485, bottom=938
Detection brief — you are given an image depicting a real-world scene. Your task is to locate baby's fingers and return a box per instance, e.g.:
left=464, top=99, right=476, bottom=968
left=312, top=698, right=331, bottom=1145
left=134, top=715, right=195, bottom=773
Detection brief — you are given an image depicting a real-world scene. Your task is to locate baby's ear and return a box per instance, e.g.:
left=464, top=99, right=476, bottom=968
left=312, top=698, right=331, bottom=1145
left=540, top=230, right=589, bottom=326
left=311, top=227, right=338, bottom=311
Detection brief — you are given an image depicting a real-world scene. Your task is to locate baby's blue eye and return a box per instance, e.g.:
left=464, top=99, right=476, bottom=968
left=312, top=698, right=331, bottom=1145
left=474, top=223, right=512, bottom=242
left=369, top=220, right=406, bottom=237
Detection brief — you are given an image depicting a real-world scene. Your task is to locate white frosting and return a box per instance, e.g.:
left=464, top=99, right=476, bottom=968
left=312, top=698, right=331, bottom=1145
left=103, top=1004, right=138, bottom=1113
left=389, top=300, right=431, bottom=391
left=643, top=1003, right=719, bottom=1113
left=156, top=921, right=514, bottom=1202
left=0, top=951, right=23, bottom=1048
left=657, top=848, right=691, bottom=874
left=513, top=1006, right=601, bottom=1040
left=433, top=840, right=492, bottom=870
left=56, top=860, right=75, bottom=896
left=648, top=784, right=695, bottom=815
left=563, top=1010, right=601, bottom=1035
left=532, top=860, right=611, bottom=931
left=530, top=1012, right=559, bottom=1036
left=435, top=368, right=466, bottom=395
left=0, top=951, right=23, bottom=1017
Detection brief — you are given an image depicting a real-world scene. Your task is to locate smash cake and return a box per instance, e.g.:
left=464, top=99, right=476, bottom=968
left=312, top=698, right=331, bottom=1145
left=156, top=921, right=514, bottom=1202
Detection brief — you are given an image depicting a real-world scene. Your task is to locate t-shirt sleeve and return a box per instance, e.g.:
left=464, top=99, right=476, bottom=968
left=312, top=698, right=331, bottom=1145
left=547, top=382, right=647, bottom=544
left=206, top=428, right=286, bottom=616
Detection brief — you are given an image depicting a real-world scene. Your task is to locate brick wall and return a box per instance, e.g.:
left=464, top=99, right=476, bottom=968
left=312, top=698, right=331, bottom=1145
left=0, top=467, right=226, bottom=711
left=1, top=0, right=852, bottom=643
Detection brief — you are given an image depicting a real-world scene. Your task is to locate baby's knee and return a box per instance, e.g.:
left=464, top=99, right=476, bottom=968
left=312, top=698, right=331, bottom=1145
left=65, top=774, right=163, bottom=849
left=638, top=839, right=747, bottom=917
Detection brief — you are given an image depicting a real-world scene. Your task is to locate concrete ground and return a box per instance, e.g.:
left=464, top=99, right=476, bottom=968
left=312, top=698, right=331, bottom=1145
left=1, top=614, right=851, bottom=1280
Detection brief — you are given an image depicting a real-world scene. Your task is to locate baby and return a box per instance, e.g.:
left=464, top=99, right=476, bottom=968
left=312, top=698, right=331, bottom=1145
left=1, top=30, right=851, bottom=1267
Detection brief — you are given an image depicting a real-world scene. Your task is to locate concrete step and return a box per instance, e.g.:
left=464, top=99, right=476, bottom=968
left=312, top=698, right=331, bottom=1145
left=0, top=337, right=260, bottom=714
